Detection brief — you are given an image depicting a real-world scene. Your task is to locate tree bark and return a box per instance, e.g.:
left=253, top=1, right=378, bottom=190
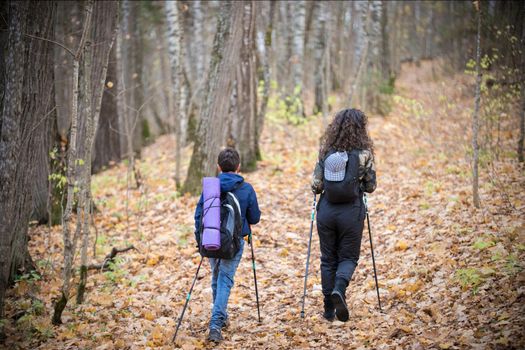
left=77, top=0, right=118, bottom=304
left=255, top=1, right=275, bottom=161
left=53, top=0, right=118, bottom=323
left=92, top=45, right=121, bottom=173
left=349, top=1, right=370, bottom=107
left=518, top=25, right=525, bottom=162
left=0, top=0, right=55, bottom=320
left=165, top=0, right=186, bottom=188
left=472, top=4, right=482, bottom=208
left=53, top=0, right=94, bottom=325
left=289, top=0, right=305, bottom=118
left=312, top=1, right=327, bottom=115
left=235, top=1, right=258, bottom=171
left=183, top=1, right=244, bottom=194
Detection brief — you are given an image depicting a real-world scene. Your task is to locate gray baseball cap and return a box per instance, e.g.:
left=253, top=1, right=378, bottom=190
left=324, top=152, right=348, bottom=181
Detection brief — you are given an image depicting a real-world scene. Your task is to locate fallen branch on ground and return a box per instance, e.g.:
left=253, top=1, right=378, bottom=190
left=87, top=245, right=137, bottom=271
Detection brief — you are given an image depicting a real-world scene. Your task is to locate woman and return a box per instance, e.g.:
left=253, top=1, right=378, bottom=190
left=311, top=108, right=376, bottom=322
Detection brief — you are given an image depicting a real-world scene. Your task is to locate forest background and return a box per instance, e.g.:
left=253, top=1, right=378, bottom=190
left=0, top=1, right=524, bottom=349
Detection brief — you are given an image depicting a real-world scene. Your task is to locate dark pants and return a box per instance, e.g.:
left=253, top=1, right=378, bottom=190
left=316, top=196, right=365, bottom=297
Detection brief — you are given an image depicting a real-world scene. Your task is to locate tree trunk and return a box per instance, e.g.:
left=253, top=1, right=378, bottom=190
left=53, top=0, right=118, bottom=323
left=236, top=1, right=258, bottom=172
left=92, top=45, right=121, bottom=173
left=519, top=85, right=525, bottom=162
left=255, top=1, right=275, bottom=161
left=53, top=0, right=94, bottom=325
left=312, top=1, right=327, bottom=115
left=77, top=0, right=118, bottom=304
left=131, top=1, right=145, bottom=154
left=118, top=0, right=142, bottom=190
left=183, top=1, right=244, bottom=194
left=349, top=1, right=370, bottom=107
left=518, top=26, right=525, bottom=162
left=472, top=4, right=481, bottom=208
left=165, top=0, right=185, bottom=188
left=0, top=0, right=54, bottom=320
left=289, top=0, right=305, bottom=118
left=193, top=0, right=205, bottom=82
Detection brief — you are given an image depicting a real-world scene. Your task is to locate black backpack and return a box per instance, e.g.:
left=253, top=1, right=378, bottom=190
left=199, top=189, right=243, bottom=259
left=323, top=150, right=362, bottom=204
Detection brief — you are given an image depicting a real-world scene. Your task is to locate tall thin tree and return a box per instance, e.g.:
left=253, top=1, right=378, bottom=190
left=165, top=0, right=185, bottom=188
left=472, top=2, right=482, bottom=208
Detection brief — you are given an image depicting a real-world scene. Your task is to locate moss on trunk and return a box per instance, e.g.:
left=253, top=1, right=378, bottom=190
left=76, top=265, right=88, bottom=304
left=52, top=292, right=67, bottom=325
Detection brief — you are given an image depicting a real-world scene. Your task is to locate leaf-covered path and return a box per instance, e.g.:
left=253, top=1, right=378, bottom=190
left=7, top=62, right=524, bottom=349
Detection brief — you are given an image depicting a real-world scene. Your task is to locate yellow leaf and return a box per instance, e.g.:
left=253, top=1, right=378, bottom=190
left=405, top=280, right=423, bottom=293
left=439, top=343, right=452, bottom=349
left=151, top=325, right=164, bottom=341
left=399, top=325, right=412, bottom=334
left=146, top=256, right=159, bottom=266
left=395, top=240, right=409, bottom=251
left=114, top=339, right=127, bottom=349
left=143, top=311, right=156, bottom=321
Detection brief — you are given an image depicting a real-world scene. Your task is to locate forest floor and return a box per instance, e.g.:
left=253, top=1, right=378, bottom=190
left=4, top=61, right=525, bottom=350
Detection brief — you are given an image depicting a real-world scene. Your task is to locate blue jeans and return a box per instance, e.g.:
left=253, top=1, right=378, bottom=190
left=208, top=239, right=244, bottom=330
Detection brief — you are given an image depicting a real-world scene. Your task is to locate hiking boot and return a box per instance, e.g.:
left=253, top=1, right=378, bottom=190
left=331, top=278, right=349, bottom=322
left=323, top=295, right=335, bottom=321
left=223, top=318, right=230, bottom=329
left=208, top=328, right=223, bottom=343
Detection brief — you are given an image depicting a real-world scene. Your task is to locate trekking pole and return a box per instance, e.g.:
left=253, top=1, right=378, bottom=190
left=172, top=256, right=204, bottom=343
left=364, top=193, right=382, bottom=311
left=300, top=193, right=317, bottom=319
left=248, top=231, right=261, bottom=323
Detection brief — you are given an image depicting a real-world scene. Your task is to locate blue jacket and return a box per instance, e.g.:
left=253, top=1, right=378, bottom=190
left=194, top=173, right=261, bottom=243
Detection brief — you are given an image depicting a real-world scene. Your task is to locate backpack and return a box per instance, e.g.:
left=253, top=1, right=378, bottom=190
left=323, top=150, right=362, bottom=204
left=199, top=187, right=243, bottom=259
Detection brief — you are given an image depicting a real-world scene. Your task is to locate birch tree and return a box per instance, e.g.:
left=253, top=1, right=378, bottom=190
left=193, top=0, right=205, bottom=81
left=349, top=1, right=370, bottom=106
left=165, top=0, right=186, bottom=188
left=471, top=2, right=482, bottom=208
left=255, top=1, right=275, bottom=159
left=184, top=1, right=244, bottom=194
left=289, top=0, right=305, bottom=118
left=312, top=1, right=327, bottom=115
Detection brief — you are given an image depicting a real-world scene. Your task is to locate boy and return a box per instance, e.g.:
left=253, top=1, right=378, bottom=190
left=194, top=148, right=261, bottom=342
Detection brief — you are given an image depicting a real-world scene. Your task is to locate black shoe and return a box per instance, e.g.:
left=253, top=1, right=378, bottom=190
left=331, top=290, right=349, bottom=322
left=323, top=295, right=335, bottom=321
left=208, top=328, right=223, bottom=342
left=331, top=278, right=349, bottom=322
left=323, top=309, right=335, bottom=321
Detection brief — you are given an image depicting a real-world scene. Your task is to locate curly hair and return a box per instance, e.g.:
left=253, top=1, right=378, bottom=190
left=319, top=108, right=374, bottom=160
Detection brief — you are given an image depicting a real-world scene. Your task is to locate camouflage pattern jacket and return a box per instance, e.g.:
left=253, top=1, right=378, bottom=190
left=311, top=149, right=376, bottom=194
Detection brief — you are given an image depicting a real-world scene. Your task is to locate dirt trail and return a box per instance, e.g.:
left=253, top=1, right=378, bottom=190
left=6, top=61, right=523, bottom=349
